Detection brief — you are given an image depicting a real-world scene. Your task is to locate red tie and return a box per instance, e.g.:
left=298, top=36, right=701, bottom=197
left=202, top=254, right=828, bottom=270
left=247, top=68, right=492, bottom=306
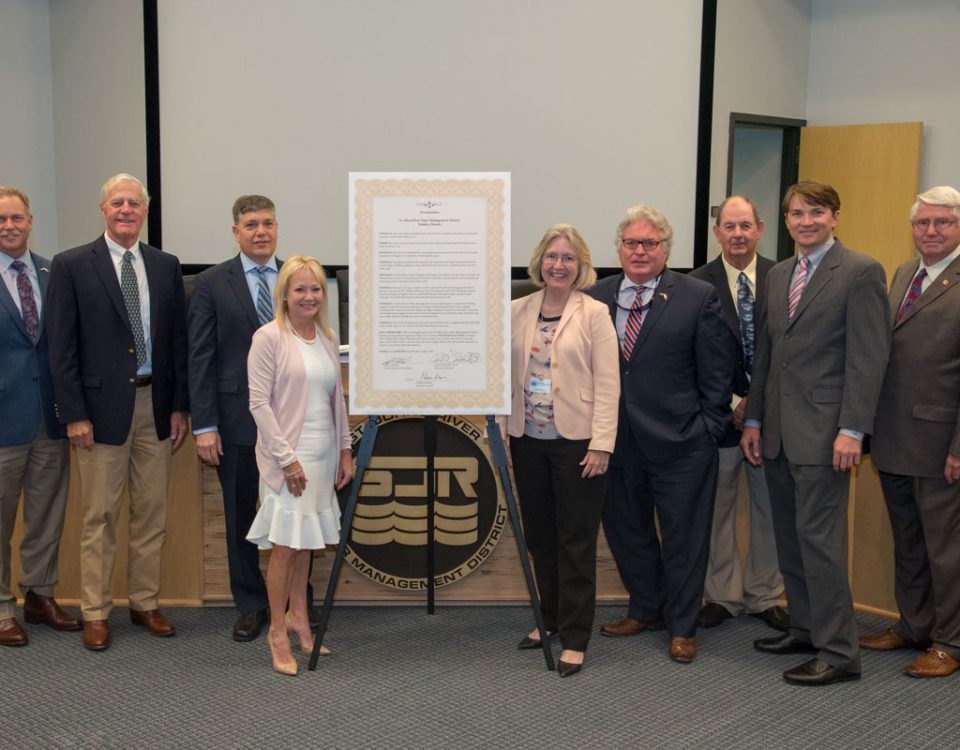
left=897, top=268, right=926, bottom=322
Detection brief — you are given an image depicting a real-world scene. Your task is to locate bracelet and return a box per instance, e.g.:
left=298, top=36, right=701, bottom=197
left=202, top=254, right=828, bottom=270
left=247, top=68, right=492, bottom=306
left=284, top=470, right=299, bottom=478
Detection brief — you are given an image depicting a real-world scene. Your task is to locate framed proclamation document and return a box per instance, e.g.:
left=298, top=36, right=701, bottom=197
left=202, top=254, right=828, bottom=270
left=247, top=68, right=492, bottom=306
left=348, top=172, right=511, bottom=415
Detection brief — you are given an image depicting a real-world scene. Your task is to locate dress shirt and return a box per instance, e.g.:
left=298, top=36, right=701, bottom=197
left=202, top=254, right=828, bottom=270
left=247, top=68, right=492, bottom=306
left=0, top=252, right=41, bottom=317
left=105, top=233, right=152, bottom=376
left=911, top=243, right=960, bottom=293
left=240, top=253, right=279, bottom=307
left=615, top=274, right=659, bottom=346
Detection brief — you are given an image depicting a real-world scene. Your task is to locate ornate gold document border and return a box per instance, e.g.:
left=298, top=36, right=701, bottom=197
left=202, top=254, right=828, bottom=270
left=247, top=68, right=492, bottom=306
left=349, top=173, right=511, bottom=415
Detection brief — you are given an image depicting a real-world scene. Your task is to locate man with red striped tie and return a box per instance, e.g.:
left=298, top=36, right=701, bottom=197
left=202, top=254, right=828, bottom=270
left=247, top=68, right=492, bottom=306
left=588, top=205, right=735, bottom=663
left=742, top=181, right=889, bottom=686
left=861, top=186, right=960, bottom=679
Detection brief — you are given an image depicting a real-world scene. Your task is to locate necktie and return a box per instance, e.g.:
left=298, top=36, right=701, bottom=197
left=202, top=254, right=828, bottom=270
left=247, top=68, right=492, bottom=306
left=121, top=251, right=147, bottom=368
left=10, top=260, right=40, bottom=344
left=737, top=272, right=755, bottom=375
left=255, top=266, right=274, bottom=325
left=787, top=255, right=809, bottom=320
left=622, top=285, right=645, bottom=359
left=896, top=268, right=927, bottom=322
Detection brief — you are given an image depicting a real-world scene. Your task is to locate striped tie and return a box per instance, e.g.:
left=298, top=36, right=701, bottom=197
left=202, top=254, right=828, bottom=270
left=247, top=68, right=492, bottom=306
left=787, top=255, right=808, bottom=320
left=622, top=285, right=644, bottom=359
left=896, top=268, right=926, bottom=322
left=255, top=266, right=273, bottom=325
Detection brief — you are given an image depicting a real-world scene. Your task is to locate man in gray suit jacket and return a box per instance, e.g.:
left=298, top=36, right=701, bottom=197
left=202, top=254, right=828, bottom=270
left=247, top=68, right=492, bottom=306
left=690, top=196, right=786, bottom=633
left=0, top=187, right=80, bottom=647
left=742, top=181, right=889, bottom=685
left=860, top=186, right=960, bottom=679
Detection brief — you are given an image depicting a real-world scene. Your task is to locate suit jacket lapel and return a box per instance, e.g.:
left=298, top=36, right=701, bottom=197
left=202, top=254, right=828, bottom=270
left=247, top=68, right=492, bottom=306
left=789, top=241, right=841, bottom=326
left=228, top=255, right=261, bottom=330
left=888, top=258, right=919, bottom=327
left=90, top=237, right=131, bottom=328
left=630, top=270, right=674, bottom=361
left=710, top=258, right=740, bottom=340
left=0, top=265, right=29, bottom=340
left=139, top=242, right=160, bottom=335
left=520, top=290, right=544, bottom=385
left=897, top=255, right=960, bottom=327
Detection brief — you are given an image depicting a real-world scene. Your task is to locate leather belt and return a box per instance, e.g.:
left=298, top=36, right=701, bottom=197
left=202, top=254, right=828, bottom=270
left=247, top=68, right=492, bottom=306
left=135, top=375, right=153, bottom=388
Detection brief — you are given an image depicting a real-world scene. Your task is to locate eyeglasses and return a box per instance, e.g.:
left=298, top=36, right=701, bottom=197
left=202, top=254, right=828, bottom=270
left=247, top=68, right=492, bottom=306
left=620, top=238, right=663, bottom=252
left=911, top=218, right=959, bottom=231
left=543, top=252, right=578, bottom=265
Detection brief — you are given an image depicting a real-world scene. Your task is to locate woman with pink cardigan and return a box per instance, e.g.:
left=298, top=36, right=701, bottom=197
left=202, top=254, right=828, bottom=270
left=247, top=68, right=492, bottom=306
left=246, top=255, right=353, bottom=676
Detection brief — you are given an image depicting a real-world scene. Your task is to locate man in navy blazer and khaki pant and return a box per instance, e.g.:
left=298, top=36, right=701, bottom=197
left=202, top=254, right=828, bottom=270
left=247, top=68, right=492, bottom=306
left=47, top=174, right=189, bottom=651
left=743, top=181, right=889, bottom=685
left=0, top=186, right=80, bottom=647
left=860, top=186, right=960, bottom=679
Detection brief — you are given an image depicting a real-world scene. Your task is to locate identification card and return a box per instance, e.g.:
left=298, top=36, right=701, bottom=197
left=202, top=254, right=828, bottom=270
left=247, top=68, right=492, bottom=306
left=529, top=377, right=551, bottom=395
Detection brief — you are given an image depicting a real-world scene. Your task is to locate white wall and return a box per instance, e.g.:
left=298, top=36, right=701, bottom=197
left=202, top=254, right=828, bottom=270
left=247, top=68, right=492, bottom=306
left=806, top=0, right=960, bottom=192
left=2, top=0, right=58, bottom=255
left=49, top=0, right=147, bottom=250
left=708, top=0, right=811, bottom=257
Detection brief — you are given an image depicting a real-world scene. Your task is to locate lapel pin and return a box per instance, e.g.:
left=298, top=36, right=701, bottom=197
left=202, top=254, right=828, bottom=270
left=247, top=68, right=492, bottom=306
left=658, top=292, right=669, bottom=301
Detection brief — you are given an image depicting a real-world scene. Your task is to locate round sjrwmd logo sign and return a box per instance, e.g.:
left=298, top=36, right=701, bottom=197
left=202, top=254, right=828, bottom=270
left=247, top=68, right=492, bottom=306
left=337, top=415, right=506, bottom=590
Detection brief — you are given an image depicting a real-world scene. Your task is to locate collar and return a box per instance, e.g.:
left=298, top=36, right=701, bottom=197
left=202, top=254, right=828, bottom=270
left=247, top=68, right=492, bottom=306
left=104, top=232, right=141, bottom=261
left=240, top=253, right=279, bottom=274
left=721, top=253, right=757, bottom=288
left=919, top=244, right=960, bottom=275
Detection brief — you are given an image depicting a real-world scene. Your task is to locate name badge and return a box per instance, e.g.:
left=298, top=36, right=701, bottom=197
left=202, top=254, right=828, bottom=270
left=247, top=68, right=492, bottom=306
left=529, top=377, right=551, bottom=395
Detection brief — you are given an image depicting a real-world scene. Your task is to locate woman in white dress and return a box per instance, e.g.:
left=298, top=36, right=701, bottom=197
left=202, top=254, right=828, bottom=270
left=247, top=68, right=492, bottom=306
left=246, top=255, right=353, bottom=676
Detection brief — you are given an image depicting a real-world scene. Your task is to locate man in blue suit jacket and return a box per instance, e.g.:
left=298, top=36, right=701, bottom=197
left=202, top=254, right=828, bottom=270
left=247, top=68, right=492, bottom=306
left=0, top=186, right=79, bottom=647
left=588, top=205, right=735, bottom=663
left=188, top=195, right=283, bottom=641
left=47, top=174, right=189, bottom=651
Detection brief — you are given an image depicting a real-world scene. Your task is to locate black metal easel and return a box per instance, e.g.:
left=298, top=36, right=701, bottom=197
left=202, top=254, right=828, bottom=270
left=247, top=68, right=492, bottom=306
left=308, top=414, right=555, bottom=671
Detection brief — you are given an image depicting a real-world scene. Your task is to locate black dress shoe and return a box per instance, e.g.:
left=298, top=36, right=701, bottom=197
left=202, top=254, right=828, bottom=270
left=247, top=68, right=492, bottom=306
left=783, top=657, right=860, bottom=686
left=754, top=633, right=817, bottom=655
left=517, top=631, right=555, bottom=650
left=557, top=660, right=583, bottom=678
left=750, top=605, right=790, bottom=632
left=233, top=610, right=266, bottom=642
left=699, top=602, right=734, bottom=629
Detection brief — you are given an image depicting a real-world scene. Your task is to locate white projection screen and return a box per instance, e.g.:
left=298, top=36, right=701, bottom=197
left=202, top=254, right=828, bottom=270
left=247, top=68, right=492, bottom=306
left=157, top=1, right=704, bottom=269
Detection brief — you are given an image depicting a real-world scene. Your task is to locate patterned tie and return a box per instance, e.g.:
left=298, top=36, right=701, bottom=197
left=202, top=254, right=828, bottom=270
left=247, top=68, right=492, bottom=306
left=737, top=272, right=755, bottom=375
left=121, top=251, right=147, bottom=368
left=787, top=255, right=809, bottom=320
left=10, top=260, right=40, bottom=344
left=896, top=268, right=927, bottom=322
left=622, top=285, right=645, bottom=360
left=255, top=266, right=273, bottom=325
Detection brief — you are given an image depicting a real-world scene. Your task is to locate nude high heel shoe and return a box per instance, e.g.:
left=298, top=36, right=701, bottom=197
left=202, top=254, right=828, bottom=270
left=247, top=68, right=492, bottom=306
left=268, top=631, right=298, bottom=676
left=286, top=613, right=330, bottom=655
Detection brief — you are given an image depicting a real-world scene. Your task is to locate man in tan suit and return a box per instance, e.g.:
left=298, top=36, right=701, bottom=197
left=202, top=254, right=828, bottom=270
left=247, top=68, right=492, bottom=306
left=860, top=186, right=960, bottom=679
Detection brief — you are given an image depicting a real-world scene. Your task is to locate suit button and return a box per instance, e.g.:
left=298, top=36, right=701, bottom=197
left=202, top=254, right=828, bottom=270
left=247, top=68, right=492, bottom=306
left=129, top=377, right=136, bottom=384
left=552, top=362, right=559, bottom=369
left=129, top=348, right=135, bottom=354
left=553, top=387, right=560, bottom=394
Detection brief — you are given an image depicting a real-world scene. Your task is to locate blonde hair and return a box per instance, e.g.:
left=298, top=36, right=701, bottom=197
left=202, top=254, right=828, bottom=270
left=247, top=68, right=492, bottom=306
left=273, top=255, right=333, bottom=338
left=527, top=223, right=597, bottom=290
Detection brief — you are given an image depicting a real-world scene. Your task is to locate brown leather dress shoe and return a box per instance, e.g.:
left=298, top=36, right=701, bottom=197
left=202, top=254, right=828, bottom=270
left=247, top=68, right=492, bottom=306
left=0, top=617, right=28, bottom=647
left=130, top=608, right=176, bottom=637
left=905, top=648, right=960, bottom=678
left=23, top=592, right=82, bottom=631
left=669, top=636, right=696, bottom=663
left=859, top=628, right=913, bottom=651
left=600, top=616, right=665, bottom=637
left=83, top=619, right=111, bottom=651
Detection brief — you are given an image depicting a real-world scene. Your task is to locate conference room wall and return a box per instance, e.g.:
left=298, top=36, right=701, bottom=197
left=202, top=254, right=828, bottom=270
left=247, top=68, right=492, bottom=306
left=48, top=0, right=148, bottom=250
left=2, top=0, right=59, bottom=256
left=806, top=0, right=960, bottom=190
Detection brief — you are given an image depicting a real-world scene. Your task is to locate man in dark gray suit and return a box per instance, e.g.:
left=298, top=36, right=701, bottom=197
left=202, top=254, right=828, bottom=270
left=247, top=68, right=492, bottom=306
left=689, top=196, right=786, bottom=633
left=742, top=181, right=889, bottom=685
left=0, top=186, right=79, bottom=647
left=860, top=185, right=960, bottom=679
left=188, top=195, right=280, bottom=641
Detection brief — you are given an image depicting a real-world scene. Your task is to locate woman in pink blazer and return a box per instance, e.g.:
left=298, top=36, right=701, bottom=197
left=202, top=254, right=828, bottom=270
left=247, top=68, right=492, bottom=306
left=246, top=256, right=353, bottom=676
left=502, top=224, right=619, bottom=677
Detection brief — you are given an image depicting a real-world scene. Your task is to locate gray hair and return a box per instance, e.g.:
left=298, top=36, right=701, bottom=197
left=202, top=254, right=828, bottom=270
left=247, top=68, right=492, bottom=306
left=99, top=173, right=150, bottom=207
left=911, top=185, right=960, bottom=220
left=615, top=204, right=673, bottom=258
